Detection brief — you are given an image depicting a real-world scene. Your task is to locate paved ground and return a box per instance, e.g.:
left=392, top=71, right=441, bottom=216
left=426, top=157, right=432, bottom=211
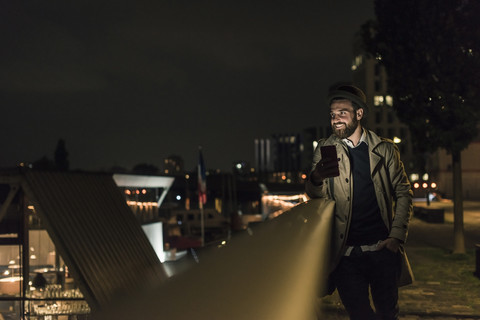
left=318, top=200, right=480, bottom=320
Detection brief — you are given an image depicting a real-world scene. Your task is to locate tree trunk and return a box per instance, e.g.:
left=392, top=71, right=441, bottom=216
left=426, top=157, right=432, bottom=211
left=452, top=150, right=465, bottom=254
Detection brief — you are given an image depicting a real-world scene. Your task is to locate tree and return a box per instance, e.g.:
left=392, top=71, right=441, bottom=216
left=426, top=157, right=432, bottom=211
left=362, top=0, right=480, bottom=253
left=54, top=139, right=69, bottom=171
left=32, top=156, right=55, bottom=170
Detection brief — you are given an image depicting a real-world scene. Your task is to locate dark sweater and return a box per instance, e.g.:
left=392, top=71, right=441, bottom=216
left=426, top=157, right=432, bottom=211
left=347, top=142, right=388, bottom=246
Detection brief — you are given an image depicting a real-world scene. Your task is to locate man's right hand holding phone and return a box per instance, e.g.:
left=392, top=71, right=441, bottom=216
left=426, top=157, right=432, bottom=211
left=309, top=146, right=340, bottom=186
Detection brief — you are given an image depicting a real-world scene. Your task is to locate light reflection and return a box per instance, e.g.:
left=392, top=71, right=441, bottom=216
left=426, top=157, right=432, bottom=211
left=126, top=201, right=158, bottom=207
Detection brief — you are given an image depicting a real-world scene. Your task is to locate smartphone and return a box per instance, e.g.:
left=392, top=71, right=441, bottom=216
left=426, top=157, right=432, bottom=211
left=320, top=145, right=339, bottom=177
left=320, top=145, right=337, bottom=160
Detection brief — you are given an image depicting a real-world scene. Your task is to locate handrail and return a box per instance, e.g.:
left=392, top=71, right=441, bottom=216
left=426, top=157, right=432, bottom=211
left=96, top=198, right=335, bottom=320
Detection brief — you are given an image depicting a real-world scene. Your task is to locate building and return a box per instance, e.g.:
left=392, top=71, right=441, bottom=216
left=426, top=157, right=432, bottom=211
left=351, top=37, right=480, bottom=200
left=430, top=138, right=480, bottom=200
left=0, top=170, right=167, bottom=319
left=162, top=155, right=184, bottom=176
left=351, top=40, right=415, bottom=173
left=254, top=133, right=308, bottom=183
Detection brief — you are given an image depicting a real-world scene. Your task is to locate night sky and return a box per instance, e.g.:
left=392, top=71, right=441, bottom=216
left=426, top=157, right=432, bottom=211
left=1, top=1, right=374, bottom=172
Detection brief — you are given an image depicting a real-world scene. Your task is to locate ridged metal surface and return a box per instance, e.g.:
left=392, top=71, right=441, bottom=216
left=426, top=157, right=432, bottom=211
left=97, top=198, right=335, bottom=320
left=22, top=171, right=167, bottom=311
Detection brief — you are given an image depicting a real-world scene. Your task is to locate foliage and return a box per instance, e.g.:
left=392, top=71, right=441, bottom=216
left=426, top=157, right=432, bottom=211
left=54, top=139, right=69, bottom=171
left=32, top=155, right=56, bottom=170
left=362, top=0, right=480, bottom=157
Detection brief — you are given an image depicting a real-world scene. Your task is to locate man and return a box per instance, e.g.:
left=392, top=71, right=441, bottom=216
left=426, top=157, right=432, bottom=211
left=306, top=85, right=413, bottom=319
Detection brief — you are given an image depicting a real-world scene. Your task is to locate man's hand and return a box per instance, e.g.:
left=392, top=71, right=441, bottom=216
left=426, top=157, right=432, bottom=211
left=309, top=158, right=340, bottom=185
left=377, top=237, right=400, bottom=253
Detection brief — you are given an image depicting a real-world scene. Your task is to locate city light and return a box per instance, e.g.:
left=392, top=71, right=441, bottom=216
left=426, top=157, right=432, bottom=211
left=126, top=201, right=158, bottom=207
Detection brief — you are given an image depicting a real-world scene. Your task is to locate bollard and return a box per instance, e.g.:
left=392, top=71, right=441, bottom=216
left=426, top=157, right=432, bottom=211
left=475, top=244, right=480, bottom=279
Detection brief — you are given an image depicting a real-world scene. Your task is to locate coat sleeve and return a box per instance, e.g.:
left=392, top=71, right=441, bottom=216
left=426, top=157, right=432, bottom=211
left=386, top=142, right=413, bottom=243
left=305, top=140, right=329, bottom=199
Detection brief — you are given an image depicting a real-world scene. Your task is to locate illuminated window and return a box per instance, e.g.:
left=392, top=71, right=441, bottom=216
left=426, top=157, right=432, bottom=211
left=374, top=95, right=384, bottom=106
left=385, top=95, right=393, bottom=106
left=351, top=55, right=363, bottom=70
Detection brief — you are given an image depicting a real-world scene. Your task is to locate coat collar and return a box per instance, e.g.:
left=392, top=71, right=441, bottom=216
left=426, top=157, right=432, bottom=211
left=325, top=129, right=386, bottom=174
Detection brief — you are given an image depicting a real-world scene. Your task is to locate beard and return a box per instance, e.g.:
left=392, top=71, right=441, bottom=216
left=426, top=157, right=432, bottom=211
left=332, top=116, right=359, bottom=139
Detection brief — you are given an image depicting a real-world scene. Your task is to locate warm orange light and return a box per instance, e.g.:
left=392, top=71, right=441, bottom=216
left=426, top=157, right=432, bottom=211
left=281, top=175, right=287, bottom=180
left=301, top=174, right=307, bottom=180
left=142, top=189, right=147, bottom=194
left=422, top=183, right=428, bottom=189
left=136, top=190, right=140, bottom=195
left=431, top=182, right=437, bottom=189
left=126, top=201, right=158, bottom=207
left=413, top=182, right=420, bottom=189
left=125, top=190, right=131, bottom=195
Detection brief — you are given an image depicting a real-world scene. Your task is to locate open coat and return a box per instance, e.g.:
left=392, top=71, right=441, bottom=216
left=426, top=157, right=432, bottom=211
left=305, top=129, right=414, bottom=288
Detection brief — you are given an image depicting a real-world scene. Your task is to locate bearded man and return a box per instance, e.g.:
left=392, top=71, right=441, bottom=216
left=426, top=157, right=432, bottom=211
left=305, top=85, right=414, bottom=320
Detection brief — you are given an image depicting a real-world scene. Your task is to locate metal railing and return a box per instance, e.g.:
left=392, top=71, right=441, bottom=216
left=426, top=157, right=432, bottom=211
left=96, top=198, right=335, bottom=320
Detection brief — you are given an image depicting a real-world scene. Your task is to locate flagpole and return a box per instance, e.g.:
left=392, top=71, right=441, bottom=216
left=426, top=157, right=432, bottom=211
left=200, top=196, right=205, bottom=247
left=198, top=146, right=207, bottom=247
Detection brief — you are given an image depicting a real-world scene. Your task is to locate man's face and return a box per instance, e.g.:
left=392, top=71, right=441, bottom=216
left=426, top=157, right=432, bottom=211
left=330, top=100, right=361, bottom=139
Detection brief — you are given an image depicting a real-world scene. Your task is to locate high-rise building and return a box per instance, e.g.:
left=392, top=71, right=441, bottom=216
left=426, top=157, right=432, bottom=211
left=163, top=155, right=184, bottom=175
left=351, top=39, right=415, bottom=172
left=254, top=133, right=306, bottom=183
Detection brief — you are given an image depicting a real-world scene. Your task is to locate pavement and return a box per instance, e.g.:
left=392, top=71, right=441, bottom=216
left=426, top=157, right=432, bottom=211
left=318, top=199, right=480, bottom=320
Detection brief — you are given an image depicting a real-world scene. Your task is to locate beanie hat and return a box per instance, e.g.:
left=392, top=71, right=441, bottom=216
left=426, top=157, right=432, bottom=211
left=327, top=85, right=368, bottom=114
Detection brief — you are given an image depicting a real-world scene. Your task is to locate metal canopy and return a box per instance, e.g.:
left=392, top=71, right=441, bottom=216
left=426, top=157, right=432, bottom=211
left=1, top=170, right=167, bottom=311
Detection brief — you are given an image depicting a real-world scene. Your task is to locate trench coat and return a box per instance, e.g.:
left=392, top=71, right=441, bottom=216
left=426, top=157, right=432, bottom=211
left=305, top=129, right=414, bottom=290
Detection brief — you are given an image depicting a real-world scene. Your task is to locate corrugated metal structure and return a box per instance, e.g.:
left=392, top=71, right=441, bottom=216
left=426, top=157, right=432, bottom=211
left=2, top=170, right=167, bottom=312
left=97, top=198, right=335, bottom=320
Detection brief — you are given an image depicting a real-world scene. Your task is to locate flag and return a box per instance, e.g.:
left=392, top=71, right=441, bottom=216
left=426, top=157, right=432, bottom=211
left=198, top=147, right=207, bottom=206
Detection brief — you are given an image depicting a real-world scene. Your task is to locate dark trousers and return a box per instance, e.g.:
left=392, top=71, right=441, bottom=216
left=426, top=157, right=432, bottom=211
left=331, top=247, right=401, bottom=320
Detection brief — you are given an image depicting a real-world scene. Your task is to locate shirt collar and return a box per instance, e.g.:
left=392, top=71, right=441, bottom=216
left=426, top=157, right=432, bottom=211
left=343, top=129, right=367, bottom=148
